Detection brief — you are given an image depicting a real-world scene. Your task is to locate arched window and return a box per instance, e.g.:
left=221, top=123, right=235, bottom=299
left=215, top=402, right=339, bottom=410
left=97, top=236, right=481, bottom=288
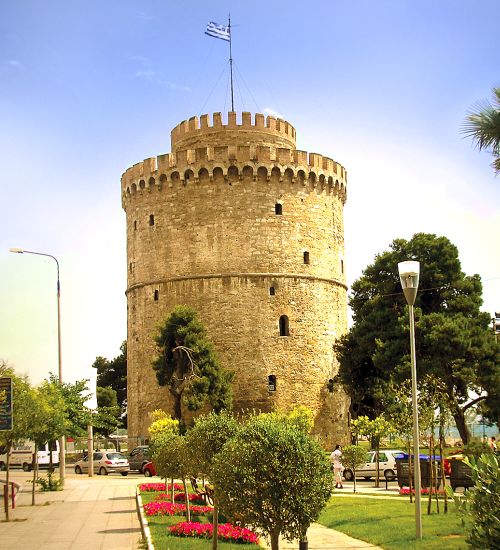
left=303, top=251, right=310, bottom=264
left=268, top=375, right=277, bottom=392
left=269, top=286, right=275, bottom=296
left=149, top=214, right=155, bottom=226
left=275, top=203, right=283, bottom=215
left=154, top=290, right=159, bottom=301
left=279, top=315, right=289, bottom=336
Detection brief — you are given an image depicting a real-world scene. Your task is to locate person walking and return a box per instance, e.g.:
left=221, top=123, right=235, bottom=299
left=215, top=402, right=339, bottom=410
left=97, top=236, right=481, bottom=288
left=330, top=444, right=344, bottom=489
left=489, top=436, right=497, bottom=451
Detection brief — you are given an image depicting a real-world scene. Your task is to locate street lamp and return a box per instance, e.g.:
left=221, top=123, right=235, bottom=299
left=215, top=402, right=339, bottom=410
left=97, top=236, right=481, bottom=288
left=9, top=247, right=66, bottom=487
left=398, top=260, right=422, bottom=540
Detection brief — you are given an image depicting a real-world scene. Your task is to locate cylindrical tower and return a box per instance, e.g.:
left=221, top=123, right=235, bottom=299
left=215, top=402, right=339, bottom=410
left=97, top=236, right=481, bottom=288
left=122, top=112, right=350, bottom=448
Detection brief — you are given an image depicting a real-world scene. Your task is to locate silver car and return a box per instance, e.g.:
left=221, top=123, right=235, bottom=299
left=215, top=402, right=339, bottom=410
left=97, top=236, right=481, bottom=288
left=343, top=449, right=405, bottom=481
left=74, top=451, right=130, bottom=476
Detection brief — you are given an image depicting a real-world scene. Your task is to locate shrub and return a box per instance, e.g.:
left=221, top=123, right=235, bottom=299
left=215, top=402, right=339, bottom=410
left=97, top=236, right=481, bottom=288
left=462, top=453, right=500, bottom=548
left=212, top=413, right=334, bottom=550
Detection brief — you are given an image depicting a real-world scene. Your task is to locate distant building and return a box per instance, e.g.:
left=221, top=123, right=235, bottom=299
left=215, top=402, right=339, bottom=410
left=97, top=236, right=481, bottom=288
left=121, top=112, right=350, bottom=448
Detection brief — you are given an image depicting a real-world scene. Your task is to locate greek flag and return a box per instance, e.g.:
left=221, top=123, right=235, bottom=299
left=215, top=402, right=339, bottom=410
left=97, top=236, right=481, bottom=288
left=205, top=21, right=230, bottom=42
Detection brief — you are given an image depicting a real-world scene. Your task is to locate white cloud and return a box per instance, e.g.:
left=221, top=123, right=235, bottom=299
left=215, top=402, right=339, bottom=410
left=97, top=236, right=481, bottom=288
left=263, top=107, right=284, bottom=119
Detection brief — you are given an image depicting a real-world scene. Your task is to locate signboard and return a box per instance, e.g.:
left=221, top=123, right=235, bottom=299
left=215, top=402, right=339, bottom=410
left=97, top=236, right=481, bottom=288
left=0, top=377, right=13, bottom=431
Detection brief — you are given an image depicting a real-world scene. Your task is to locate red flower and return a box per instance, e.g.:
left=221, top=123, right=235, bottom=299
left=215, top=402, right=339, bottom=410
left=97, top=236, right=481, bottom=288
left=168, top=521, right=259, bottom=544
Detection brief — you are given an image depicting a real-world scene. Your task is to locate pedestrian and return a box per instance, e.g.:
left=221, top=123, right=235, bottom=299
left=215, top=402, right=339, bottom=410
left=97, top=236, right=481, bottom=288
left=330, top=444, right=344, bottom=489
left=489, top=436, right=497, bottom=451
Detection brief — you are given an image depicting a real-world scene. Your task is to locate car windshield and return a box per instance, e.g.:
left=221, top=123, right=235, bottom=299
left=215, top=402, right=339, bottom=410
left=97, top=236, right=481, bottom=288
left=107, top=453, right=127, bottom=460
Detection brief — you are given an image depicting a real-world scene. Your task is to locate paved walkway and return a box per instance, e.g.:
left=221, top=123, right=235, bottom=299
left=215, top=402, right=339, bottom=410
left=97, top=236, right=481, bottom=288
left=0, top=470, right=391, bottom=549
left=0, top=470, right=142, bottom=549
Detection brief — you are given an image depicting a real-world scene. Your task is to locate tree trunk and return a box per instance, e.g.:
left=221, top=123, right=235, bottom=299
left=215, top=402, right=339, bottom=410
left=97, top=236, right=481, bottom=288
left=182, top=478, right=190, bottom=522
left=438, top=411, right=448, bottom=513
left=32, top=450, right=38, bottom=505
left=270, top=528, right=280, bottom=550
left=452, top=408, right=471, bottom=445
left=171, top=392, right=182, bottom=424
left=170, top=478, right=175, bottom=504
left=212, top=495, right=219, bottom=550
left=408, top=442, right=413, bottom=503
left=4, top=444, right=11, bottom=521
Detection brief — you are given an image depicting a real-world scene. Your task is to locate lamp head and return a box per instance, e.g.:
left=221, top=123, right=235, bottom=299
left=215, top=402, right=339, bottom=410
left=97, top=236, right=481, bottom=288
left=398, top=260, right=420, bottom=305
left=9, top=247, right=24, bottom=254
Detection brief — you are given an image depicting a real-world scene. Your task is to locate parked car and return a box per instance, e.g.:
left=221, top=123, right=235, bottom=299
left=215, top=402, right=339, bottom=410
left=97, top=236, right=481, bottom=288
left=143, top=461, right=157, bottom=477
left=74, top=451, right=130, bottom=476
left=128, top=445, right=151, bottom=473
left=343, top=449, right=405, bottom=481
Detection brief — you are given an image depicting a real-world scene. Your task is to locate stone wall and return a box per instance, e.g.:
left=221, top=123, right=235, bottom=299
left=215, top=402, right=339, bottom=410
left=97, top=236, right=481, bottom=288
left=123, top=112, right=351, bottom=449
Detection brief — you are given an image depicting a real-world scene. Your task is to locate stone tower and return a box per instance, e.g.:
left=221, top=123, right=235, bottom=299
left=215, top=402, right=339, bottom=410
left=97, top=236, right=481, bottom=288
left=121, top=111, right=350, bottom=448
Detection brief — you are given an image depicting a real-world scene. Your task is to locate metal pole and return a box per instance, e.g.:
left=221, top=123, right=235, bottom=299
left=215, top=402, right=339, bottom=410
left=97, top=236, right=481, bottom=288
left=9, top=249, right=66, bottom=487
left=87, top=424, right=94, bottom=477
left=228, top=13, right=234, bottom=112
left=409, top=304, right=422, bottom=539
left=56, top=267, right=66, bottom=487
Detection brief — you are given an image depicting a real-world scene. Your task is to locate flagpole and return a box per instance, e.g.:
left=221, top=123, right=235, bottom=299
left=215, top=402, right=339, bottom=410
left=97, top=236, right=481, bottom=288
left=228, top=13, right=234, bottom=112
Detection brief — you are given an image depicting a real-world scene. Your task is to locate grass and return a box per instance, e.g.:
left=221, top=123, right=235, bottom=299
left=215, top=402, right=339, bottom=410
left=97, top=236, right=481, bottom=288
left=140, top=491, right=260, bottom=549
left=318, top=496, right=467, bottom=550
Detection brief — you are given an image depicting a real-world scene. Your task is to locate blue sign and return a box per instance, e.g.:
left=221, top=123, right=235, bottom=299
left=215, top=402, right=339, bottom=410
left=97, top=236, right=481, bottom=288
left=0, top=377, right=13, bottom=431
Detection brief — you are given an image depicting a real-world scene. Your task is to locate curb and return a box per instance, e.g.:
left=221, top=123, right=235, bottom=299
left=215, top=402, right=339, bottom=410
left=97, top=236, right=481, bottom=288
left=136, top=487, right=154, bottom=550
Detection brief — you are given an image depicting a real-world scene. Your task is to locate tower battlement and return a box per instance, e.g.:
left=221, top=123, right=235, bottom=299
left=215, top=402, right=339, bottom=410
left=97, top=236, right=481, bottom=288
left=171, top=112, right=296, bottom=151
left=124, top=112, right=350, bottom=449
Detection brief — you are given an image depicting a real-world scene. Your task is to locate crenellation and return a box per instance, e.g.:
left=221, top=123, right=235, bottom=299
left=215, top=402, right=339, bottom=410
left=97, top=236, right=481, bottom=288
left=213, top=112, right=223, bottom=126
left=188, top=116, right=198, bottom=132
left=123, top=112, right=350, bottom=448
left=242, top=111, right=252, bottom=126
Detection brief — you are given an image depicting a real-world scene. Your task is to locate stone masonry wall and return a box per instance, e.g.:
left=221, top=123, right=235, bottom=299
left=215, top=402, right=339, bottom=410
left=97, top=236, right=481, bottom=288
left=123, top=112, right=350, bottom=449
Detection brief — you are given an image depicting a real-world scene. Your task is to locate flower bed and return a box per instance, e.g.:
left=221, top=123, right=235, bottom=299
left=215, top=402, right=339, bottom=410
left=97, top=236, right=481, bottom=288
left=153, top=492, right=205, bottom=504
left=169, top=521, right=259, bottom=544
left=399, top=487, right=446, bottom=496
left=144, top=501, right=214, bottom=517
left=139, top=482, right=183, bottom=493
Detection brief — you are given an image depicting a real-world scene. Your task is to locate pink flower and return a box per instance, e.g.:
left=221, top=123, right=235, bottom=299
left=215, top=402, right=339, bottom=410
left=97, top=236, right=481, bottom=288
left=168, top=521, right=259, bottom=544
left=144, top=501, right=214, bottom=517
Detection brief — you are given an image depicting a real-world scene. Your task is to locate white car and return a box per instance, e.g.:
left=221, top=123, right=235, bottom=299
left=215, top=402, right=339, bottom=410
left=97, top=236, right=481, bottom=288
left=343, top=449, right=405, bottom=481
left=74, top=451, right=130, bottom=476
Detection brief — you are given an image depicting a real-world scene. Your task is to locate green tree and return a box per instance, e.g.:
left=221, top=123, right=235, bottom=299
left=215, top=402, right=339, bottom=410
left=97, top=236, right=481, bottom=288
left=94, top=386, right=120, bottom=436
left=212, top=413, right=334, bottom=550
left=152, top=306, right=233, bottom=425
left=341, top=445, right=367, bottom=493
left=152, top=433, right=193, bottom=520
left=0, top=369, right=35, bottom=521
left=28, top=381, right=67, bottom=500
left=335, top=233, right=499, bottom=444
left=185, top=410, right=239, bottom=550
left=463, top=86, right=500, bottom=174
left=92, top=341, right=127, bottom=425
left=351, top=416, right=393, bottom=487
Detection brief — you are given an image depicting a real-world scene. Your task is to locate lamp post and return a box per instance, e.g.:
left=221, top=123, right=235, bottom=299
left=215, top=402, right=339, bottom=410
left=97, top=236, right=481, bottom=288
left=9, top=247, right=66, bottom=487
left=398, top=260, right=422, bottom=540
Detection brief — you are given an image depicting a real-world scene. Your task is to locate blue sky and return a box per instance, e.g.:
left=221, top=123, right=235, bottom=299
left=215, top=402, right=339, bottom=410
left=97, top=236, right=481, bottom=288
left=1, top=0, right=499, bottom=387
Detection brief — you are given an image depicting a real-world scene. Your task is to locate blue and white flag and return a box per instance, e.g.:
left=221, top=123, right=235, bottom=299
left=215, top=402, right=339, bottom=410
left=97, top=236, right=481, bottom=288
left=205, top=21, right=230, bottom=42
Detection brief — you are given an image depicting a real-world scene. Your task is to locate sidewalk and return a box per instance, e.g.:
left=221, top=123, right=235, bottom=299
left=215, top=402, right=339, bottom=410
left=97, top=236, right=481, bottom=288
left=0, top=471, right=143, bottom=549
left=0, top=471, right=392, bottom=549
left=261, top=523, right=383, bottom=549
